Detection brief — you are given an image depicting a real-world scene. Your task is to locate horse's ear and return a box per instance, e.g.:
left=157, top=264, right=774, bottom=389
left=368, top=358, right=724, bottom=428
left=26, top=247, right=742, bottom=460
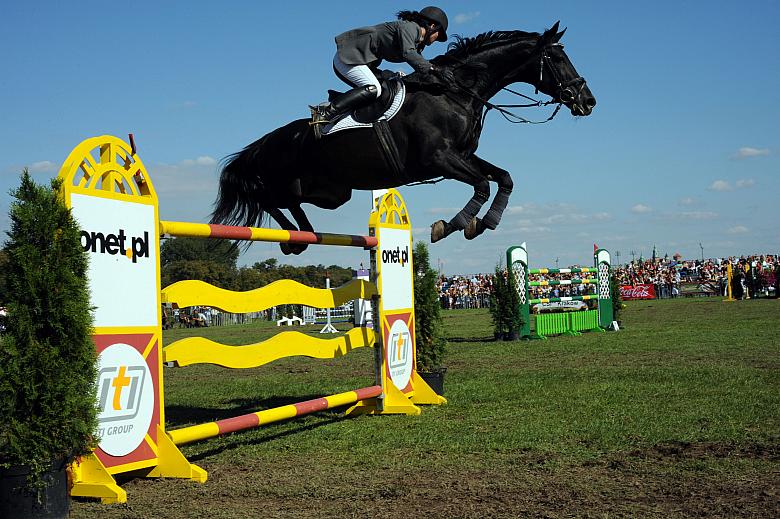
left=555, top=27, right=567, bottom=42
left=541, top=21, right=560, bottom=45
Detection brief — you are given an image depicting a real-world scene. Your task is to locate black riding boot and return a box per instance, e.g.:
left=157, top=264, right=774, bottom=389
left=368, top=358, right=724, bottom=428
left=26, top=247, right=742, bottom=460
left=310, top=85, right=378, bottom=138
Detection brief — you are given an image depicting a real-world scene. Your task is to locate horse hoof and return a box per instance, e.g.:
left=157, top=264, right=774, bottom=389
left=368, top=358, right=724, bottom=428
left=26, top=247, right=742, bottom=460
left=280, top=243, right=307, bottom=255
left=464, top=217, right=483, bottom=240
left=431, top=220, right=446, bottom=243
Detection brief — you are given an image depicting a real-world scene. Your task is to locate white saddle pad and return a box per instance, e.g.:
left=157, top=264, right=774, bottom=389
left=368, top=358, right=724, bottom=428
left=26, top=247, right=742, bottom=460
left=321, top=81, right=406, bottom=136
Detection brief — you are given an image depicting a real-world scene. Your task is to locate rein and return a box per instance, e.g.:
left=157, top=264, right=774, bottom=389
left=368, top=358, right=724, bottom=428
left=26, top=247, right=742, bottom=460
left=479, top=86, right=562, bottom=126
left=444, top=42, right=585, bottom=126
left=446, top=60, right=562, bottom=125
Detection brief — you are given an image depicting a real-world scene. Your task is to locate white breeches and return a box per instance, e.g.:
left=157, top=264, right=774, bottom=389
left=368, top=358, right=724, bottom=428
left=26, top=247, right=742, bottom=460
left=333, top=53, right=382, bottom=97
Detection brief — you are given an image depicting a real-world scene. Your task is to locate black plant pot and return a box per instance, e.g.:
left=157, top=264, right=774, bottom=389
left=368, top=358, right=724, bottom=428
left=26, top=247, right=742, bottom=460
left=419, top=367, right=447, bottom=396
left=0, top=459, right=69, bottom=519
left=504, top=329, right=520, bottom=341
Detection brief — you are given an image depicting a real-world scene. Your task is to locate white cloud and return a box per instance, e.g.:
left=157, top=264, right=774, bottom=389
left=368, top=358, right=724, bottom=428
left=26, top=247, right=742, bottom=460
left=426, top=207, right=460, bottom=216
left=631, top=204, right=652, bottom=214
left=675, top=211, right=718, bottom=221
left=708, top=180, right=732, bottom=192
left=517, top=226, right=551, bottom=234
left=503, top=203, right=612, bottom=229
left=181, top=156, right=217, bottom=167
left=454, top=12, right=480, bottom=24
left=708, top=179, right=754, bottom=191
left=727, top=225, right=749, bottom=234
left=679, top=197, right=695, bottom=206
left=412, top=227, right=430, bottom=237
left=28, top=161, right=56, bottom=173
left=733, top=147, right=769, bottom=159
left=153, top=156, right=219, bottom=195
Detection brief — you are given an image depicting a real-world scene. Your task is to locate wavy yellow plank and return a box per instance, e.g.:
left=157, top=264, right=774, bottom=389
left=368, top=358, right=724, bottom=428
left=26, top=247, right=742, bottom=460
left=161, top=278, right=377, bottom=313
left=163, top=327, right=376, bottom=369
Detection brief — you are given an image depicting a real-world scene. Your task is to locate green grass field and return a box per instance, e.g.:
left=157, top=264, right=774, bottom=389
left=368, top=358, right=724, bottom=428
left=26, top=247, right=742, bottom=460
left=72, top=298, right=779, bottom=518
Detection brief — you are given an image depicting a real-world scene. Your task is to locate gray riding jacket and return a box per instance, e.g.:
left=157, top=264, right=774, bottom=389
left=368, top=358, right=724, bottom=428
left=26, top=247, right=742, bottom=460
left=335, top=20, right=433, bottom=73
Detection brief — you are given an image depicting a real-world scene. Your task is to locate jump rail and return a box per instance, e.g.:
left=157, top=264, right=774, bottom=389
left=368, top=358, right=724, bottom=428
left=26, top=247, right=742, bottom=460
left=160, top=220, right=378, bottom=248
left=168, top=385, right=383, bottom=446
left=507, top=243, right=614, bottom=339
left=57, top=135, right=444, bottom=504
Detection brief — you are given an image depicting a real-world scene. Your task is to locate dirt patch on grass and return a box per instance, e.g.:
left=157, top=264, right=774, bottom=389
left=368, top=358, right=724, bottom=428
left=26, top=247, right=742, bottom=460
left=626, top=439, right=780, bottom=461
left=72, top=442, right=779, bottom=519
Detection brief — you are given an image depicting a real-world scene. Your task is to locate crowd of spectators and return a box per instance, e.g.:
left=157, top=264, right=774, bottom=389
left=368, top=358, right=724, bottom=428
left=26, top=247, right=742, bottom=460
left=436, top=253, right=779, bottom=309
left=437, top=274, right=493, bottom=309
left=161, top=306, right=263, bottom=328
left=527, top=270, right=598, bottom=299
left=436, top=270, right=598, bottom=309
left=613, top=254, right=778, bottom=299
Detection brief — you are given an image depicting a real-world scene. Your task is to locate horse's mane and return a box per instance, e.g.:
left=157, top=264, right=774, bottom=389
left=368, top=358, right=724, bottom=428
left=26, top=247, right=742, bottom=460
left=444, top=31, right=540, bottom=59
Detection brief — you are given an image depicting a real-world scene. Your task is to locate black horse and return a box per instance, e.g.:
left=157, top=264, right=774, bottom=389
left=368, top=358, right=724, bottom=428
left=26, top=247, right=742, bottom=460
left=212, top=22, right=595, bottom=254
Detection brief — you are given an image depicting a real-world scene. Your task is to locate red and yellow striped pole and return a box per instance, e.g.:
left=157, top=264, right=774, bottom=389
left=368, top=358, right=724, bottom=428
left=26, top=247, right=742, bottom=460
left=167, top=385, right=383, bottom=446
left=160, top=220, right=378, bottom=248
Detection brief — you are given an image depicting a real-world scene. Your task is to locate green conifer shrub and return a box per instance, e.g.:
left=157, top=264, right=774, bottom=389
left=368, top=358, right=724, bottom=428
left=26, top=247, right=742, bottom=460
left=412, top=242, right=446, bottom=371
left=490, top=266, right=523, bottom=340
left=609, top=272, right=623, bottom=324
left=0, top=171, right=98, bottom=487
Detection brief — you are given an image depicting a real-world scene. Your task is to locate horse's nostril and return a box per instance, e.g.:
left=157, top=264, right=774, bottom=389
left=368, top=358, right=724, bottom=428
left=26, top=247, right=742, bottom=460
left=586, top=97, right=596, bottom=108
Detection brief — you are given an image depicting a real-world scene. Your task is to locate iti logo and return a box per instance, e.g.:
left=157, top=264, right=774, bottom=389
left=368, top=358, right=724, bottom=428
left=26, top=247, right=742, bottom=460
left=96, top=343, right=155, bottom=457
left=80, top=229, right=150, bottom=263
left=97, top=365, right=146, bottom=422
left=386, top=318, right=414, bottom=390
left=388, top=328, right=411, bottom=370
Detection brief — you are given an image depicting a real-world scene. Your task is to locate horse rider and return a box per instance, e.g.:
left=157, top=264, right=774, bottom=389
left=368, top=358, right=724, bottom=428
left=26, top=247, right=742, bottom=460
left=310, top=6, right=454, bottom=129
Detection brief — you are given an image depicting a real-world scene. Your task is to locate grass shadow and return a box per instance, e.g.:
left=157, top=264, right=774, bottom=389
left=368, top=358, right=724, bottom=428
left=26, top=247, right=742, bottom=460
left=184, top=413, right=350, bottom=463
left=165, top=394, right=334, bottom=428
left=448, top=336, right=497, bottom=343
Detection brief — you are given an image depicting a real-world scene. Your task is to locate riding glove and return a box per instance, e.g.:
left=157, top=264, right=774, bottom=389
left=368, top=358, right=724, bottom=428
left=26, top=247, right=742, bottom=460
left=430, top=66, right=456, bottom=88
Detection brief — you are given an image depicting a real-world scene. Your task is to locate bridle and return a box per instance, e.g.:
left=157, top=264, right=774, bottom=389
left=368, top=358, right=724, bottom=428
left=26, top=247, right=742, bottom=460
left=446, top=42, right=588, bottom=125
left=406, top=41, right=587, bottom=188
left=537, top=43, right=587, bottom=106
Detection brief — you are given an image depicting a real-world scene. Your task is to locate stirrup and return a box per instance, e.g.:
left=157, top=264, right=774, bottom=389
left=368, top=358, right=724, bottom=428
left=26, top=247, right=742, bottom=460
left=309, top=104, right=332, bottom=126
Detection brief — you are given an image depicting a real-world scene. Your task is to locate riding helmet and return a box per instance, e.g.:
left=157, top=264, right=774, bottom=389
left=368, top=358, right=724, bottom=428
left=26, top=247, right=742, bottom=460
left=419, top=6, right=448, bottom=42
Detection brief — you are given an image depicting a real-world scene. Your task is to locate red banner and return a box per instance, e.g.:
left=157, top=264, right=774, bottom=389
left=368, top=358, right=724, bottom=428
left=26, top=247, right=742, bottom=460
left=620, top=284, right=656, bottom=300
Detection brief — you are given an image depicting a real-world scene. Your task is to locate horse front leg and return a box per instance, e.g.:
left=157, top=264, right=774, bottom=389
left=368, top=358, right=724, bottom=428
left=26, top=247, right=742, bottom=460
left=430, top=154, right=490, bottom=243
left=463, top=157, right=513, bottom=240
left=267, top=207, right=307, bottom=255
left=287, top=204, right=314, bottom=254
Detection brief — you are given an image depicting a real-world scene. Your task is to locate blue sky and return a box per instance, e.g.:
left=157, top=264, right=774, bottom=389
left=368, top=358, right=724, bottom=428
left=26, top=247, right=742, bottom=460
left=2, top=1, right=778, bottom=273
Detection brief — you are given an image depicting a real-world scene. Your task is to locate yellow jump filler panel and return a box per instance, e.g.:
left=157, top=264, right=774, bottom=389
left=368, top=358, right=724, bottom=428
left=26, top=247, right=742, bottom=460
left=59, top=135, right=445, bottom=504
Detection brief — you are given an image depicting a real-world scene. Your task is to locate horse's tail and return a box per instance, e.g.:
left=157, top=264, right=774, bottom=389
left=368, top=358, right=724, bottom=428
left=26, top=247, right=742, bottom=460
left=210, top=137, right=269, bottom=229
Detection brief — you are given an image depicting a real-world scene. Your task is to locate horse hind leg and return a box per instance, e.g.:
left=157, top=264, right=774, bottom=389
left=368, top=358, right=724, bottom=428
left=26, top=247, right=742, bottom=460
left=267, top=208, right=307, bottom=255
left=431, top=179, right=490, bottom=243
left=464, top=160, right=514, bottom=240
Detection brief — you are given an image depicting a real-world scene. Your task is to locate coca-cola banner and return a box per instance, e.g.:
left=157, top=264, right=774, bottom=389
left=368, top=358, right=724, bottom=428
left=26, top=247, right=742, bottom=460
left=620, top=284, right=656, bottom=300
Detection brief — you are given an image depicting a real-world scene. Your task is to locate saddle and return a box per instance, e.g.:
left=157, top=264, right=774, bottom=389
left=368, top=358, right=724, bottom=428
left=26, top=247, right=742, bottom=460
left=327, top=76, right=403, bottom=124
left=316, top=75, right=408, bottom=183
